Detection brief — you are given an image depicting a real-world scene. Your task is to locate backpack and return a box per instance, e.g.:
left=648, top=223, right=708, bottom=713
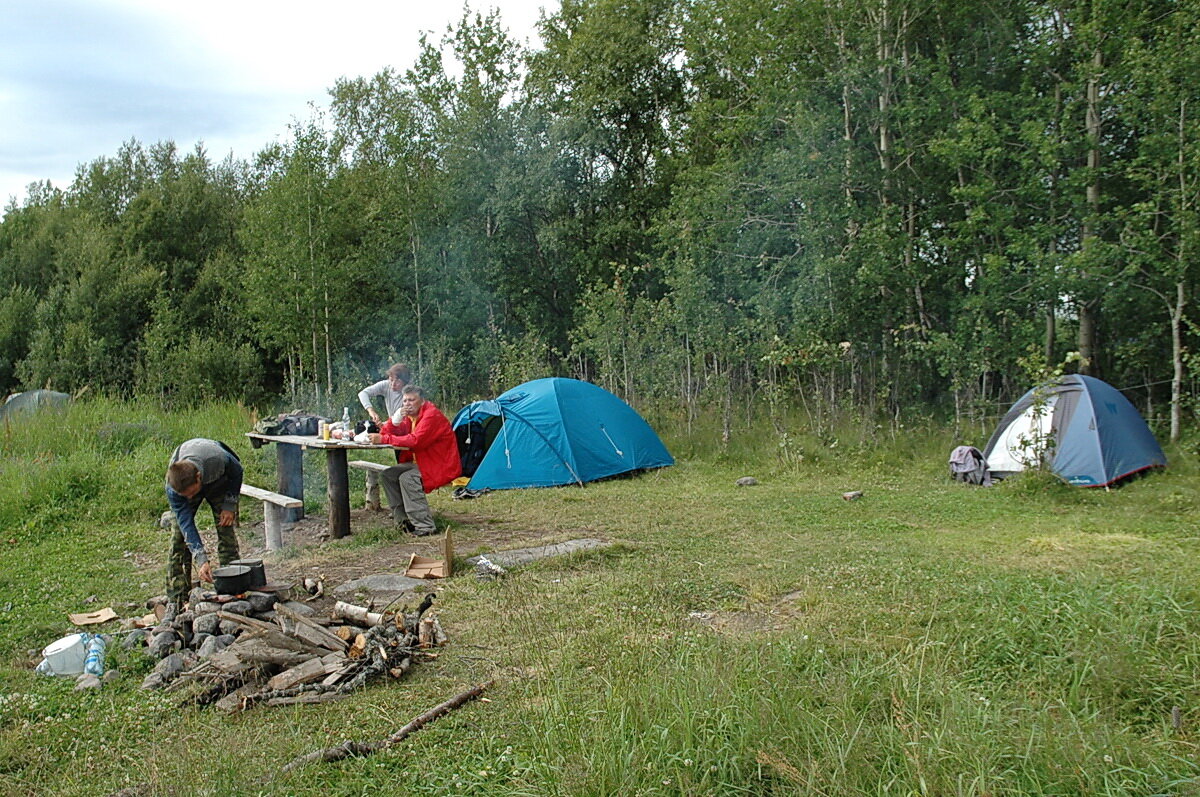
left=250, top=412, right=324, bottom=447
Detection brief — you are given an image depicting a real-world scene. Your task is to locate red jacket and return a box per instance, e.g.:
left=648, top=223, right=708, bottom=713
left=378, top=399, right=461, bottom=492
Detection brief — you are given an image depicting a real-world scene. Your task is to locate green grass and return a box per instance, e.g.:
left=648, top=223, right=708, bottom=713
left=1, top=400, right=1199, bottom=795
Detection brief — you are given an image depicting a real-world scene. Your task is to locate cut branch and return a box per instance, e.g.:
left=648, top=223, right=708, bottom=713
left=279, top=680, right=494, bottom=774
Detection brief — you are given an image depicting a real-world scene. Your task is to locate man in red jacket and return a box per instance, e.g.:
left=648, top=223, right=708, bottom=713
left=368, top=385, right=461, bottom=536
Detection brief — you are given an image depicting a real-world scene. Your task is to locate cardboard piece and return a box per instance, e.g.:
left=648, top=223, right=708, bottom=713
left=405, top=554, right=446, bottom=579
left=68, top=607, right=118, bottom=626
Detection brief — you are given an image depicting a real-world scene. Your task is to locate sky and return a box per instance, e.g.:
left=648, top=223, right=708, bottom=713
left=0, top=0, right=549, bottom=212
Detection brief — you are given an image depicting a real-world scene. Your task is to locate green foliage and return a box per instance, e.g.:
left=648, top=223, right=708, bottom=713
left=0, top=0, right=1196, bottom=430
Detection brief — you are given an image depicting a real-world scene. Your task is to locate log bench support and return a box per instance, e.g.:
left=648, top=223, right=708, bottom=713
left=348, top=460, right=391, bottom=511
left=240, top=484, right=303, bottom=551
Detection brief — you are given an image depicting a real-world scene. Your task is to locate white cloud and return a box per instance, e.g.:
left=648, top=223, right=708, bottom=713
left=0, top=0, right=548, bottom=211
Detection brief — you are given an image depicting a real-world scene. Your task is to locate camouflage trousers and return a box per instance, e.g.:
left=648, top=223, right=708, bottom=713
left=165, top=513, right=240, bottom=604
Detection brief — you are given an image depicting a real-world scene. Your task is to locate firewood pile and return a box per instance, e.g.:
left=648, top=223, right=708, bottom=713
left=130, top=588, right=444, bottom=711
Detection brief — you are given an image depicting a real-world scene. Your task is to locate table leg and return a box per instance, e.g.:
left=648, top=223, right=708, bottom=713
left=277, top=443, right=304, bottom=522
left=327, top=447, right=350, bottom=538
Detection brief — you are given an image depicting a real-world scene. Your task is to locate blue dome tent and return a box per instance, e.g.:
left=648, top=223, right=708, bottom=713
left=452, top=378, right=674, bottom=491
left=983, top=374, right=1166, bottom=487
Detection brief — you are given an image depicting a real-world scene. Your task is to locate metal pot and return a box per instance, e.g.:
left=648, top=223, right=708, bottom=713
left=230, top=558, right=266, bottom=588
left=212, top=565, right=252, bottom=595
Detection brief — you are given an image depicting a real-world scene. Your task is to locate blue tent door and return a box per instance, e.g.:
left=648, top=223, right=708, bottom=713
left=453, top=379, right=674, bottom=491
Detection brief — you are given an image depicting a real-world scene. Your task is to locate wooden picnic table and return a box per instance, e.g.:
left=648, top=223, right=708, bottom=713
left=245, top=433, right=400, bottom=540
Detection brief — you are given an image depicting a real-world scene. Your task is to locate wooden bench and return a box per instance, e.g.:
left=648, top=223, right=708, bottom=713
left=348, top=460, right=391, bottom=510
left=240, top=483, right=303, bottom=550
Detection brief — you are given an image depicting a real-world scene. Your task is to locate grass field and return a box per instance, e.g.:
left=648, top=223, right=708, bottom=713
left=1, top=399, right=1199, bottom=795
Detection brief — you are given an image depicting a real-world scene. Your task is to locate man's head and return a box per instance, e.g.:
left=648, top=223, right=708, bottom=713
left=167, top=461, right=203, bottom=499
left=386, top=363, right=412, bottom=392
left=400, top=385, right=425, bottom=419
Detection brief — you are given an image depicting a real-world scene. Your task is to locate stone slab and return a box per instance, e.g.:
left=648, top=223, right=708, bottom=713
left=332, top=574, right=428, bottom=598
left=465, top=538, right=611, bottom=569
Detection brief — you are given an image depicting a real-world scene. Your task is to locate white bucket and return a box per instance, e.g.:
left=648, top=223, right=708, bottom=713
left=37, top=633, right=88, bottom=676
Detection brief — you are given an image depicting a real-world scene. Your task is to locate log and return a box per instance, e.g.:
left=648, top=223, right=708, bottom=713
left=275, top=603, right=347, bottom=652
left=266, top=693, right=347, bottom=708
left=279, top=681, right=494, bottom=774
left=214, top=684, right=260, bottom=713
left=332, top=600, right=386, bottom=628
left=268, top=658, right=328, bottom=691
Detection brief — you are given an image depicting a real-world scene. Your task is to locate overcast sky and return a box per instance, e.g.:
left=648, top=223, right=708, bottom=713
left=0, top=0, right=548, bottom=212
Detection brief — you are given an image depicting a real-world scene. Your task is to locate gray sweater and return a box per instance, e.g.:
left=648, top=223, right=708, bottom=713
left=165, top=439, right=242, bottom=563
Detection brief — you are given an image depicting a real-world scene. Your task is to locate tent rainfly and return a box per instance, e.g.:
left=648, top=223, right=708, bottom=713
left=452, top=378, right=674, bottom=491
left=983, top=374, right=1166, bottom=487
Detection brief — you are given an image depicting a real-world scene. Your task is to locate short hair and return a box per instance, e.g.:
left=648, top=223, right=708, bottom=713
left=167, top=461, right=200, bottom=492
left=386, top=364, right=412, bottom=383
left=402, top=385, right=425, bottom=399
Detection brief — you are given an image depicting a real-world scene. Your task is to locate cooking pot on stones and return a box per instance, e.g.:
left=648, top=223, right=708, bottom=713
left=230, top=558, right=266, bottom=588
left=212, top=565, right=252, bottom=595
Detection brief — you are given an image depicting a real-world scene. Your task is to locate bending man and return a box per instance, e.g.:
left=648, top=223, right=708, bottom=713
left=164, top=439, right=243, bottom=618
left=369, top=386, right=461, bottom=536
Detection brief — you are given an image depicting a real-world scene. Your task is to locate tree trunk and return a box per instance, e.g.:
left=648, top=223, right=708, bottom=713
left=1077, top=49, right=1103, bottom=376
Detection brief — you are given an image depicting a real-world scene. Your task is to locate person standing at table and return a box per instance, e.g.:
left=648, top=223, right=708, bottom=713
left=163, top=439, right=243, bottom=620
left=357, top=363, right=412, bottom=425
left=368, top=386, right=461, bottom=536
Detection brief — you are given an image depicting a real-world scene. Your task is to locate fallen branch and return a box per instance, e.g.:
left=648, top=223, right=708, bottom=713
left=279, top=680, right=494, bottom=774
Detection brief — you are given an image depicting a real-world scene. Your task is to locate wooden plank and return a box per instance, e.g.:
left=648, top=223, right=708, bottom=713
left=245, top=433, right=397, bottom=449
left=240, top=483, right=302, bottom=508
left=276, top=604, right=348, bottom=652
left=267, top=658, right=328, bottom=691
left=348, top=460, right=391, bottom=473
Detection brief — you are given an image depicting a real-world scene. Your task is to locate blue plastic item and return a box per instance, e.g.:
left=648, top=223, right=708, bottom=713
left=83, top=634, right=106, bottom=676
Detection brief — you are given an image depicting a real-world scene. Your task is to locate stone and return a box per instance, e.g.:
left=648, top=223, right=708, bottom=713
left=147, top=630, right=179, bottom=659
left=122, top=630, right=149, bottom=650
left=331, top=574, right=427, bottom=601
left=196, top=635, right=225, bottom=659
left=192, top=601, right=222, bottom=615
left=193, top=613, right=221, bottom=636
left=101, top=669, right=121, bottom=684
left=245, top=592, right=277, bottom=614
left=279, top=600, right=315, bottom=616
left=218, top=620, right=241, bottom=637
left=222, top=600, right=252, bottom=616
left=465, top=539, right=612, bottom=570
left=75, top=674, right=102, bottom=690
left=735, top=476, right=759, bottom=487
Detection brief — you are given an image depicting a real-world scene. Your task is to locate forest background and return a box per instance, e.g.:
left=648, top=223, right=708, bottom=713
left=1, top=0, right=1197, bottom=444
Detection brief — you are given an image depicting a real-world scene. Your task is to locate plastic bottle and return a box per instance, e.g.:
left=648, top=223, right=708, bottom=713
left=83, top=634, right=106, bottom=676
left=342, top=407, right=350, bottom=437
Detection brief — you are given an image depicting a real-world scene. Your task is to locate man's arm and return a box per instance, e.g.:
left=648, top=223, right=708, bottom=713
left=166, top=487, right=209, bottom=564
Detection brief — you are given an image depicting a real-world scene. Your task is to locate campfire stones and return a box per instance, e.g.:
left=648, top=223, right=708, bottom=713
left=193, top=613, right=221, bottom=636
left=245, top=592, right=276, bottom=614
